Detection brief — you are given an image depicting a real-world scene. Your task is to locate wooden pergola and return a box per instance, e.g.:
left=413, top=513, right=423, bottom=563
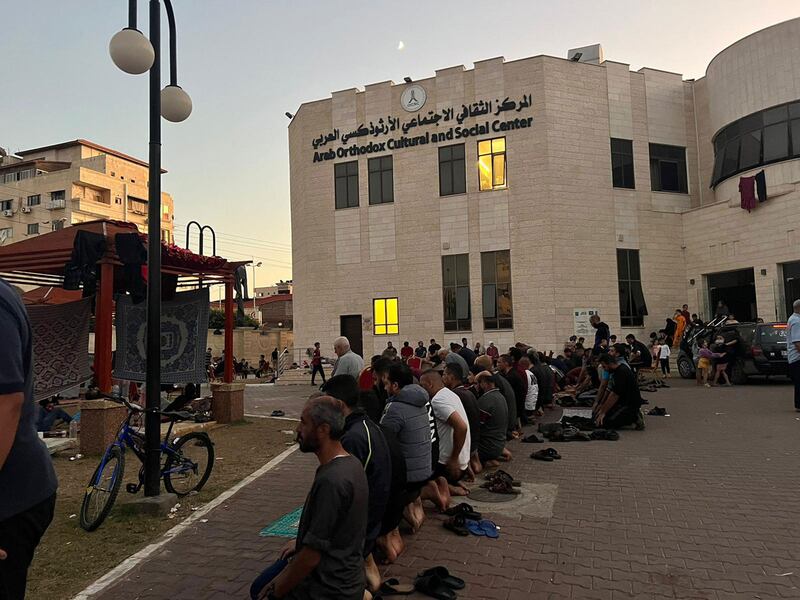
left=0, top=219, right=247, bottom=390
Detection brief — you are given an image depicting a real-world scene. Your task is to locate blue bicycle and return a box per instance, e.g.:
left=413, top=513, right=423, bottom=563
left=79, top=393, right=214, bottom=531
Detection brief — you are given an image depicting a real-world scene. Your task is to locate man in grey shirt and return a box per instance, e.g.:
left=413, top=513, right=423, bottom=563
left=0, top=278, right=58, bottom=599
left=251, top=396, right=368, bottom=600
left=331, top=337, right=364, bottom=380
left=475, top=371, right=509, bottom=468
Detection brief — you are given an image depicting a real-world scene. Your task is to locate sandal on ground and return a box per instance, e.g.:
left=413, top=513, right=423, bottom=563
left=483, top=469, right=521, bottom=487
left=531, top=449, right=554, bottom=461
left=270, top=410, right=285, bottom=417
left=443, top=502, right=481, bottom=520
left=478, top=519, right=499, bottom=538
left=443, top=515, right=470, bottom=537
left=417, top=566, right=466, bottom=590
left=379, top=577, right=415, bottom=595
left=414, top=574, right=458, bottom=599
left=544, top=448, right=561, bottom=460
left=485, top=479, right=520, bottom=494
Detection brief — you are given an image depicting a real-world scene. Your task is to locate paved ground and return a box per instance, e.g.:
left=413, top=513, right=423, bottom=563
left=89, top=377, right=800, bottom=600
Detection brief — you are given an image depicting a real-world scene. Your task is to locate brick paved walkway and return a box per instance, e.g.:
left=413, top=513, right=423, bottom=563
left=88, top=379, right=800, bottom=600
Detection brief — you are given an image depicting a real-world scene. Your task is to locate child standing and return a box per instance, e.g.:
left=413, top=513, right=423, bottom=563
left=658, top=341, right=671, bottom=377
left=696, top=339, right=719, bottom=387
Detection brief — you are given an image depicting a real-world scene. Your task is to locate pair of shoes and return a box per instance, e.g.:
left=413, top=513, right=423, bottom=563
left=531, top=447, right=561, bottom=461
left=590, top=429, right=620, bottom=441
left=647, top=406, right=667, bottom=416
left=415, top=567, right=465, bottom=598
left=443, top=502, right=481, bottom=520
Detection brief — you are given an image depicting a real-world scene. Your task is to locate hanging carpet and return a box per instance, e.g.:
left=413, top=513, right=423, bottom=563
left=28, top=297, right=93, bottom=401
left=114, top=288, right=210, bottom=384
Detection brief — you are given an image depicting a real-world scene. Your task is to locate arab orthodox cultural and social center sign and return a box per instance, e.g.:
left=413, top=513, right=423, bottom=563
left=310, top=89, right=533, bottom=163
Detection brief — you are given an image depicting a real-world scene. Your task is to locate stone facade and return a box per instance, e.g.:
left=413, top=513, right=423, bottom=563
left=290, top=19, right=800, bottom=354
left=0, top=139, right=174, bottom=244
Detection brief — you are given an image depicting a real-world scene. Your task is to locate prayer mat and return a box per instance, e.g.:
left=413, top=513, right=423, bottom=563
left=468, top=487, right=519, bottom=503
left=259, top=506, right=303, bottom=538
left=28, top=297, right=93, bottom=401
left=114, top=288, right=210, bottom=384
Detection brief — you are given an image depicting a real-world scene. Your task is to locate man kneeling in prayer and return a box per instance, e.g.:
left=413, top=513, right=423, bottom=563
left=594, top=354, right=645, bottom=431
left=473, top=371, right=510, bottom=470
left=251, top=396, right=369, bottom=600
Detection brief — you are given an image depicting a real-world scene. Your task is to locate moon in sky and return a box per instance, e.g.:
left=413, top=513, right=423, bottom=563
left=397, top=40, right=405, bottom=51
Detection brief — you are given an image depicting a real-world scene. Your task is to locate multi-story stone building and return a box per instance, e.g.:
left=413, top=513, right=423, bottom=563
left=0, top=139, right=174, bottom=245
left=289, top=18, right=800, bottom=357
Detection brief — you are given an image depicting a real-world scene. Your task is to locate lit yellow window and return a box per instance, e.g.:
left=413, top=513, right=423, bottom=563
left=373, top=298, right=399, bottom=335
left=478, top=137, right=507, bottom=191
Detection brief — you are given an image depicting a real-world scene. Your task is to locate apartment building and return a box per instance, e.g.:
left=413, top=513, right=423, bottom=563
left=0, top=139, right=174, bottom=245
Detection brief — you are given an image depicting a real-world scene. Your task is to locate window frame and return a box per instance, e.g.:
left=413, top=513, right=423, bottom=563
left=610, top=138, right=635, bottom=189
left=617, top=248, right=647, bottom=328
left=438, top=143, right=466, bottom=196
left=711, top=100, right=800, bottom=187
left=477, top=137, right=507, bottom=192
left=27, top=223, right=39, bottom=235
left=0, top=199, right=12, bottom=212
left=649, top=143, right=688, bottom=193
left=26, top=194, right=41, bottom=207
left=368, top=156, right=394, bottom=205
left=442, top=254, right=471, bottom=331
left=334, top=160, right=360, bottom=209
left=480, top=250, right=513, bottom=330
left=373, top=297, right=399, bottom=335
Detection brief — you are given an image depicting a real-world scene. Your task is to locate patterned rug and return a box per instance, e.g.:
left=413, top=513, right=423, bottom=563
left=260, top=506, right=303, bottom=538
left=27, top=298, right=93, bottom=401
left=114, top=288, right=210, bottom=384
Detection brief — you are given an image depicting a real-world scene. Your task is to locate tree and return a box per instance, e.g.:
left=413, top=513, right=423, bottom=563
left=208, top=309, right=259, bottom=329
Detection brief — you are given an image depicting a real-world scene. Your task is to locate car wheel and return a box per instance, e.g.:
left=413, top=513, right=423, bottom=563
left=677, top=356, right=695, bottom=379
left=730, top=360, right=748, bottom=385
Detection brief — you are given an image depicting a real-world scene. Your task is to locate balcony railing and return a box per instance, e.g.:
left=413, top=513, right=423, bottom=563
left=47, top=199, right=66, bottom=210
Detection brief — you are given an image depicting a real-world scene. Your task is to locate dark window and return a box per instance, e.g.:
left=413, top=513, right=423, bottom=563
left=368, top=156, right=394, bottom=205
left=439, top=144, right=466, bottom=196
left=442, top=254, right=471, bottom=331
left=27, top=194, right=41, bottom=207
left=334, top=161, right=359, bottom=209
left=610, top=138, right=635, bottom=189
left=617, top=249, right=648, bottom=327
left=50, top=190, right=65, bottom=201
left=763, top=123, right=789, bottom=162
left=711, top=100, right=800, bottom=186
left=649, top=144, right=688, bottom=193
left=52, top=220, right=64, bottom=231
left=27, top=223, right=39, bottom=235
left=481, top=250, right=512, bottom=330
left=0, top=200, right=12, bottom=211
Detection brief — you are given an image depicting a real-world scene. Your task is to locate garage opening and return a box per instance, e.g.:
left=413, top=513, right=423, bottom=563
left=707, top=268, right=757, bottom=322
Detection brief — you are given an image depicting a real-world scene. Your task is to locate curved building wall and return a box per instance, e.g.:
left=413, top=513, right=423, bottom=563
left=705, top=17, right=800, bottom=134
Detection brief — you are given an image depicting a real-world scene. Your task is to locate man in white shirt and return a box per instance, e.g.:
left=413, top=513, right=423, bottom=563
left=787, top=299, right=800, bottom=411
left=419, top=370, right=470, bottom=494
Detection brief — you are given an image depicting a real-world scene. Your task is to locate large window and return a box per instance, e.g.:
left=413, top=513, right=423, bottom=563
left=0, top=200, right=11, bottom=212
left=368, top=156, right=393, bottom=205
left=442, top=254, right=471, bottom=331
left=478, top=137, right=506, bottom=191
left=373, top=298, right=399, bottom=335
left=27, top=223, right=39, bottom=235
left=611, top=138, right=635, bottom=189
left=27, top=194, right=41, bottom=207
left=617, top=249, right=648, bottom=327
left=712, top=101, right=800, bottom=186
left=51, top=220, right=64, bottom=231
left=334, top=161, right=359, bottom=209
left=481, top=250, right=512, bottom=329
left=439, top=144, right=466, bottom=196
left=649, top=144, right=688, bottom=193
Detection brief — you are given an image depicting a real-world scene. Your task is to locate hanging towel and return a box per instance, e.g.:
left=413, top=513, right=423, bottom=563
left=739, top=175, right=757, bottom=212
left=755, top=170, right=767, bottom=203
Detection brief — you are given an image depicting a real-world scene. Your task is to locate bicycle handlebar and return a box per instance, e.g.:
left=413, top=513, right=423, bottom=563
left=96, top=392, right=146, bottom=413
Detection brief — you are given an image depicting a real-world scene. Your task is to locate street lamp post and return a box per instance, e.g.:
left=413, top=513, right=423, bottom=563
left=109, top=0, right=192, bottom=497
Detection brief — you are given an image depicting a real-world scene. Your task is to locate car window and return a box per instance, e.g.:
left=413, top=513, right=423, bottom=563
left=758, top=324, right=788, bottom=344
left=735, top=325, right=756, bottom=345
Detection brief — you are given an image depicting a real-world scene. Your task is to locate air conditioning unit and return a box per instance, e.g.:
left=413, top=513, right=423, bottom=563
left=21, top=206, right=31, bottom=214
left=2, top=210, right=12, bottom=217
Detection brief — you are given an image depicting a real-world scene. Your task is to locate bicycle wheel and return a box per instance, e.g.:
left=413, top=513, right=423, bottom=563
left=80, top=446, right=125, bottom=531
left=163, top=432, right=214, bottom=496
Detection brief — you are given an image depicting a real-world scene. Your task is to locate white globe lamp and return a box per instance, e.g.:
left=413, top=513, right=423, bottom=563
left=161, top=85, right=193, bottom=122
left=109, top=28, right=155, bottom=75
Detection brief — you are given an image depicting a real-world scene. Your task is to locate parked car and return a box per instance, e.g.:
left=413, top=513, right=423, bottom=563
left=677, top=320, right=788, bottom=383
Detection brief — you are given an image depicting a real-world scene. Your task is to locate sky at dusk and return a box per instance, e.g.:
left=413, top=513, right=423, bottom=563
left=1, top=0, right=797, bottom=296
